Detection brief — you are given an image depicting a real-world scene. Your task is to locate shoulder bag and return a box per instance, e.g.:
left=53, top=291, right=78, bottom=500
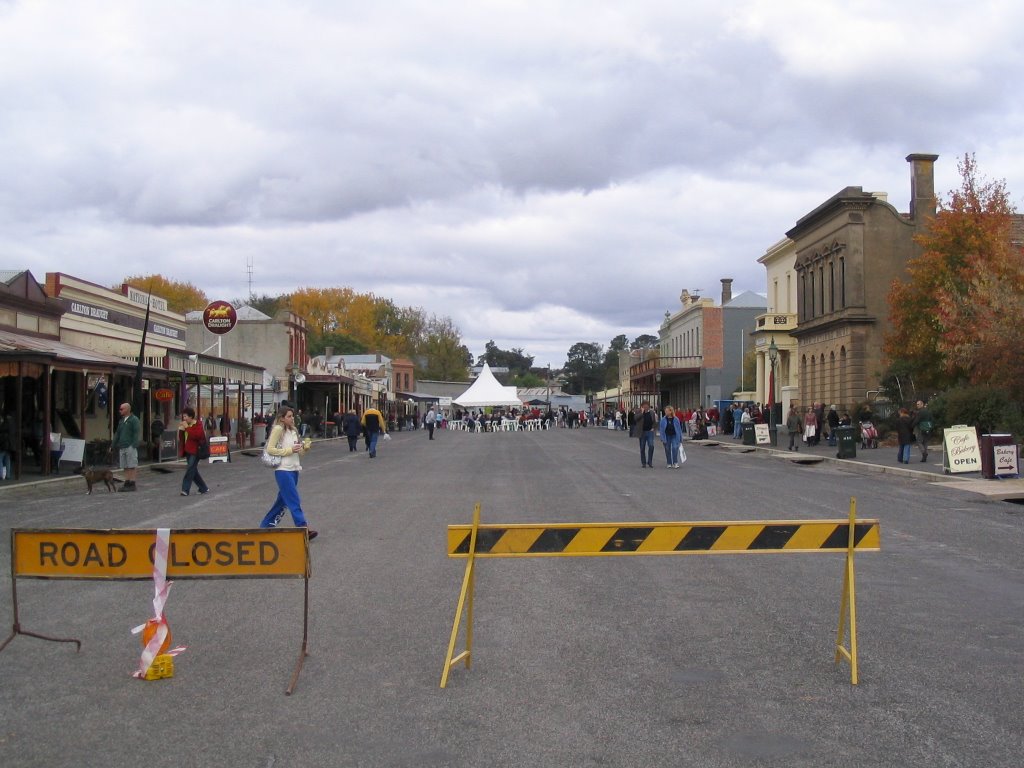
left=261, top=427, right=284, bottom=467
left=196, top=433, right=211, bottom=460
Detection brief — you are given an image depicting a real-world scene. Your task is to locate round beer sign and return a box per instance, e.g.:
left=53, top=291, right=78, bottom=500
left=203, top=301, right=237, bottom=335
left=154, top=388, right=175, bottom=402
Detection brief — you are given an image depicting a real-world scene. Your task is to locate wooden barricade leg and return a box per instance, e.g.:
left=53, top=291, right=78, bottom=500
left=440, top=503, right=480, bottom=688
left=834, top=497, right=859, bottom=684
left=1, top=531, right=81, bottom=654
left=285, top=572, right=310, bottom=696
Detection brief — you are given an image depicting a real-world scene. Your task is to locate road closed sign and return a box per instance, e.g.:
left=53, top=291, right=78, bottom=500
left=11, top=528, right=309, bottom=579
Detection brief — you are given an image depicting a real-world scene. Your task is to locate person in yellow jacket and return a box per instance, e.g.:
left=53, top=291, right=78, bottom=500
left=360, top=407, right=387, bottom=458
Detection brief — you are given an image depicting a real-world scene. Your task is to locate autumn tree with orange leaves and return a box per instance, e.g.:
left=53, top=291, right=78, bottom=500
left=286, top=286, right=470, bottom=379
left=116, top=274, right=209, bottom=314
left=884, top=154, right=1024, bottom=401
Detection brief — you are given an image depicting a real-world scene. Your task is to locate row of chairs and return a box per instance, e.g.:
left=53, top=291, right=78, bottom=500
left=449, top=418, right=550, bottom=432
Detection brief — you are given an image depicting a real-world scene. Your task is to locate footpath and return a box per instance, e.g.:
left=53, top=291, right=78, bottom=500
left=700, top=431, right=1024, bottom=501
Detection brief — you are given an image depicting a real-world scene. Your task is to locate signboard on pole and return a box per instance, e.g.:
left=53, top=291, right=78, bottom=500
left=202, top=301, right=237, bottom=335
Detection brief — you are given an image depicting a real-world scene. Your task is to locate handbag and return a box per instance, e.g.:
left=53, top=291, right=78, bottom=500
left=261, top=447, right=282, bottom=468
left=196, top=436, right=211, bottom=461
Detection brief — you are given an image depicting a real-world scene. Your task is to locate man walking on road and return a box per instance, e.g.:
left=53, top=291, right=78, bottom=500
left=636, top=401, right=656, bottom=468
left=113, top=402, right=141, bottom=491
left=361, top=406, right=387, bottom=458
left=425, top=406, right=436, bottom=440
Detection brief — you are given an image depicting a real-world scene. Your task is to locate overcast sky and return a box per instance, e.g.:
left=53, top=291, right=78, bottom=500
left=2, top=1, right=1022, bottom=367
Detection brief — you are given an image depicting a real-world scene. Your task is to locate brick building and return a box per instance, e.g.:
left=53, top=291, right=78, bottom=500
left=787, top=154, right=938, bottom=411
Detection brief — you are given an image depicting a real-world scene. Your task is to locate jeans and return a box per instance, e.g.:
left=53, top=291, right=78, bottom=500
left=663, top=439, right=680, bottom=465
left=898, top=444, right=911, bottom=463
left=0, top=450, right=11, bottom=480
left=181, top=453, right=208, bottom=494
left=260, top=470, right=308, bottom=528
left=368, top=430, right=380, bottom=457
left=638, top=431, right=655, bottom=466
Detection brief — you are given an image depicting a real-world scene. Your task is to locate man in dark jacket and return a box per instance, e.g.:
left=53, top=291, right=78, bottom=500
left=826, top=405, right=840, bottom=446
left=342, top=409, right=361, bottom=452
left=636, top=401, right=656, bottom=468
left=911, top=399, right=933, bottom=462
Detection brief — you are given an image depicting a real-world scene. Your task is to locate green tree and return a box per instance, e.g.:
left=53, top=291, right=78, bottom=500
left=308, top=332, right=367, bottom=357
left=930, top=385, right=1024, bottom=439
left=476, top=341, right=535, bottom=380
left=419, top=316, right=471, bottom=381
left=513, top=371, right=544, bottom=387
left=602, top=334, right=629, bottom=387
left=632, top=334, right=659, bottom=349
left=563, top=342, right=604, bottom=395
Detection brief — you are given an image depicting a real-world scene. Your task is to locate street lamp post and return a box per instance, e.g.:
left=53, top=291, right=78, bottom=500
left=767, top=337, right=778, bottom=441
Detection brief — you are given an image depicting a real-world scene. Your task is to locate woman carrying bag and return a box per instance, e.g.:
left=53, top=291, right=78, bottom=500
left=179, top=406, right=210, bottom=497
left=259, top=405, right=318, bottom=539
left=659, top=405, right=685, bottom=468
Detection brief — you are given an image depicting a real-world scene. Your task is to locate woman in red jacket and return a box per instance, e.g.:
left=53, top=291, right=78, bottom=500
left=178, top=406, right=210, bottom=497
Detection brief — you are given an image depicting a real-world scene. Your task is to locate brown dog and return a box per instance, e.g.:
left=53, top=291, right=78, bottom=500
left=75, top=466, right=123, bottom=494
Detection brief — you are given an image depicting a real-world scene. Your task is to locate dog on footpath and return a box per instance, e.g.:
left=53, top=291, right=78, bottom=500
left=74, top=466, right=123, bottom=494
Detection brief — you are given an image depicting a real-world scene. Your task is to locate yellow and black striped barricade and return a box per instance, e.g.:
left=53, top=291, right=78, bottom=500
left=1, top=528, right=312, bottom=695
left=441, top=498, right=879, bottom=687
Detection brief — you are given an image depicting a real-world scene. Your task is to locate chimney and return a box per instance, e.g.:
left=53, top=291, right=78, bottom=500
left=906, top=153, right=939, bottom=222
left=721, top=278, right=733, bottom=306
left=324, top=346, right=334, bottom=358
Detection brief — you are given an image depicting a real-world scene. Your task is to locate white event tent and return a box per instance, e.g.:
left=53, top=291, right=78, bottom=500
left=453, top=363, right=523, bottom=408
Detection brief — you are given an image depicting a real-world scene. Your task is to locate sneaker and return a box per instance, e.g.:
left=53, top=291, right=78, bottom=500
left=198, top=488, right=209, bottom=494
left=118, top=483, right=136, bottom=492
left=180, top=491, right=189, bottom=496
left=305, top=528, right=319, bottom=541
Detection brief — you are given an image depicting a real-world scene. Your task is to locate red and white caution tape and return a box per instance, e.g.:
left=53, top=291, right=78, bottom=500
left=131, top=528, right=186, bottom=678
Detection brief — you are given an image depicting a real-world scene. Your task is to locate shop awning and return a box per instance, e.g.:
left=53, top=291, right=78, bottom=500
left=0, top=328, right=143, bottom=375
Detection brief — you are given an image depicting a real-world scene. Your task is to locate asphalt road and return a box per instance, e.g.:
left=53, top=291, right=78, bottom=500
left=1, top=426, right=1022, bottom=767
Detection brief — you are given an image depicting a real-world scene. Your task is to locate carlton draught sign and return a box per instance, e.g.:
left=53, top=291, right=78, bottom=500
left=203, top=301, right=237, bottom=335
